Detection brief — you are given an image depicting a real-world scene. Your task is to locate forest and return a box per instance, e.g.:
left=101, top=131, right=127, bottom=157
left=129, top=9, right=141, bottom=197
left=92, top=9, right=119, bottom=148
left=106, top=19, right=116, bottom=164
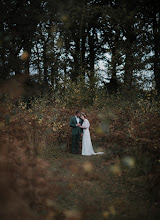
left=0, top=0, right=160, bottom=219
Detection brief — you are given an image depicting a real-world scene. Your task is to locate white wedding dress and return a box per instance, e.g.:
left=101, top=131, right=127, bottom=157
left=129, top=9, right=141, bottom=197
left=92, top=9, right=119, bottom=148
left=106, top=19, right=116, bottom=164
left=82, top=119, right=104, bottom=156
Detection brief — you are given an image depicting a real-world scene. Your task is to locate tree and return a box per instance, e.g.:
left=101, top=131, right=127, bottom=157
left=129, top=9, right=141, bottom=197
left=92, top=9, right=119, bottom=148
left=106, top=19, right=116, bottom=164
left=0, top=0, right=43, bottom=79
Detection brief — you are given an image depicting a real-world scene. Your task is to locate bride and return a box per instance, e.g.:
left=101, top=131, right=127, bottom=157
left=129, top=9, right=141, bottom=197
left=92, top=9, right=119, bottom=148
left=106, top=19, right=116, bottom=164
left=80, top=113, right=104, bottom=156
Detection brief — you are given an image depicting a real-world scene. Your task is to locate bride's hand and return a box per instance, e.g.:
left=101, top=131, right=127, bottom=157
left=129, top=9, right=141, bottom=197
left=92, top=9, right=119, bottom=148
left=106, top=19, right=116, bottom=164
left=80, top=126, right=87, bottom=129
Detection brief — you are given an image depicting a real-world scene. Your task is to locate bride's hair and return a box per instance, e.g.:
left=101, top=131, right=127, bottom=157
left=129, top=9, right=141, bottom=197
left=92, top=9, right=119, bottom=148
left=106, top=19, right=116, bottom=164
left=81, top=113, right=86, bottom=118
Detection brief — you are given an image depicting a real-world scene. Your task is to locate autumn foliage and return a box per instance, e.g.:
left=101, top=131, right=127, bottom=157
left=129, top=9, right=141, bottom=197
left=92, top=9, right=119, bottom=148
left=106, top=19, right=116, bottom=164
left=0, top=91, right=160, bottom=219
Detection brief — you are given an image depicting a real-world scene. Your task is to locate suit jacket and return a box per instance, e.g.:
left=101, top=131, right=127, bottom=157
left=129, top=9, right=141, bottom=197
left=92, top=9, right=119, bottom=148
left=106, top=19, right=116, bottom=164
left=70, top=116, right=83, bottom=135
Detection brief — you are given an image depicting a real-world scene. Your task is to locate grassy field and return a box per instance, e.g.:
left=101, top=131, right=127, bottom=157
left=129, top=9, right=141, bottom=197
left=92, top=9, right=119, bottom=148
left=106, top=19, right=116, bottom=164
left=39, top=144, right=160, bottom=220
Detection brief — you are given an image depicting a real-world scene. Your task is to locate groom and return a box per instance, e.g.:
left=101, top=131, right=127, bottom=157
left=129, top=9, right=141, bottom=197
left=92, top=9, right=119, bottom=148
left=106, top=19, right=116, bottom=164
left=70, top=111, right=83, bottom=154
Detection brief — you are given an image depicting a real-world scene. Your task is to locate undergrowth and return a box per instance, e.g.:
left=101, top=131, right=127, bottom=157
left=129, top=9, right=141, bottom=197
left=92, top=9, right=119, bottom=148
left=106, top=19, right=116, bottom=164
left=0, top=91, right=160, bottom=219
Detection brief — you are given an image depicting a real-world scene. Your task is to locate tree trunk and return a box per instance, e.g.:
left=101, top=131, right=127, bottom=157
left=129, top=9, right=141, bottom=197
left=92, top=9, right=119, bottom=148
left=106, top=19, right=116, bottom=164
left=80, top=6, right=86, bottom=79
left=72, top=36, right=80, bottom=82
left=81, top=32, right=86, bottom=78
left=23, top=44, right=31, bottom=76
left=63, top=62, right=67, bottom=94
left=111, top=47, right=117, bottom=80
left=43, top=41, right=48, bottom=85
left=153, top=5, right=160, bottom=95
left=124, top=51, right=133, bottom=88
left=123, top=26, right=135, bottom=90
left=88, top=27, right=96, bottom=104
left=35, top=43, right=42, bottom=83
left=51, top=66, right=55, bottom=87
left=88, top=27, right=95, bottom=80
left=109, top=47, right=119, bottom=93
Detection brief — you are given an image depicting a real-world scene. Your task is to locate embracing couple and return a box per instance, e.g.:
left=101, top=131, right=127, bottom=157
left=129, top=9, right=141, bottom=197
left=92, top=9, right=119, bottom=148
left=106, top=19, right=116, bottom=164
left=70, top=111, right=104, bottom=156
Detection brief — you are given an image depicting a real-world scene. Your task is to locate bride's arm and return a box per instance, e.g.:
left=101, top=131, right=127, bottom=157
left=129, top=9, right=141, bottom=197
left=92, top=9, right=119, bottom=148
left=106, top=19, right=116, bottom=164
left=80, top=119, right=89, bottom=129
left=80, top=126, right=87, bottom=129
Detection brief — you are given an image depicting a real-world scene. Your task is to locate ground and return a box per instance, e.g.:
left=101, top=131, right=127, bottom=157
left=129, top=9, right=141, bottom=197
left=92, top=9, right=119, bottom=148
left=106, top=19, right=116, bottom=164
left=40, top=147, right=160, bottom=220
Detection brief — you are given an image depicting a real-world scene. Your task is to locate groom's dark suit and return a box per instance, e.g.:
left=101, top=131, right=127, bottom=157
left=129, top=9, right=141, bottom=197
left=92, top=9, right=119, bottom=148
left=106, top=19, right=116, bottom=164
left=70, top=116, right=83, bottom=154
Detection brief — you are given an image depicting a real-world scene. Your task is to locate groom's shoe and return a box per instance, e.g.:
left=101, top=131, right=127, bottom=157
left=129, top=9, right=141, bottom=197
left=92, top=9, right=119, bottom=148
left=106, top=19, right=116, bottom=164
left=76, top=152, right=81, bottom=154
left=71, top=151, right=76, bottom=154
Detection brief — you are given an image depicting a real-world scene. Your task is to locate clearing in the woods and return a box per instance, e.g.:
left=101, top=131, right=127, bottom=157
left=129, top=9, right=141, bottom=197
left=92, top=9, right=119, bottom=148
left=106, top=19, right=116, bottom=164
left=42, top=148, right=160, bottom=220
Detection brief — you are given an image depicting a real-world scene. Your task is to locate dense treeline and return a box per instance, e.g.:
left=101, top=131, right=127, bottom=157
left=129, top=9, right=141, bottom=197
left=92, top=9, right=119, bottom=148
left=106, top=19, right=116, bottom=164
left=0, top=0, right=160, bottom=96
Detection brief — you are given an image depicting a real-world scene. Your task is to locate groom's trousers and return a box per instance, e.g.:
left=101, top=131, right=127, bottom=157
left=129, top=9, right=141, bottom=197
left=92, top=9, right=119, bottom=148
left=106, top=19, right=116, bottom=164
left=72, top=134, right=81, bottom=154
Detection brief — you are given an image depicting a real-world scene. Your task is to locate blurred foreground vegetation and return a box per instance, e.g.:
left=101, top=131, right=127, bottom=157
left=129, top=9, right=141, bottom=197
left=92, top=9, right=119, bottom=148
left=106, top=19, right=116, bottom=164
left=0, top=85, right=160, bottom=219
